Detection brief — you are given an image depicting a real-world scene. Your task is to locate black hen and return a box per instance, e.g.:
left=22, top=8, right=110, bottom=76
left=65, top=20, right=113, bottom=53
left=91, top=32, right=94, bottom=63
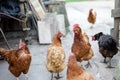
left=92, top=32, right=118, bottom=68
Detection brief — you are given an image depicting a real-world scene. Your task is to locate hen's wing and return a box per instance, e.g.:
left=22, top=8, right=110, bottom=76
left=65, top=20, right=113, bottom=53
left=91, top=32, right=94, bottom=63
left=17, top=50, right=31, bottom=74
left=98, top=35, right=117, bottom=50
left=83, top=32, right=91, bottom=46
left=46, top=46, right=66, bottom=73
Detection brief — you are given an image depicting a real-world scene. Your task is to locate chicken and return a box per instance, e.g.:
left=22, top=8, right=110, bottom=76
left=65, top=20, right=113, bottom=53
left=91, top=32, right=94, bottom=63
left=0, top=39, right=31, bottom=80
left=87, top=9, right=97, bottom=28
left=67, top=53, right=94, bottom=80
left=92, top=32, right=118, bottom=68
left=83, top=32, right=91, bottom=46
left=71, top=24, right=94, bottom=68
left=46, top=32, right=66, bottom=80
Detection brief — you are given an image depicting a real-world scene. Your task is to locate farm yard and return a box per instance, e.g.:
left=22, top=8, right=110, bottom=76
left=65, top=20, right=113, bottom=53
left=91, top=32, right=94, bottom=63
left=0, top=0, right=120, bottom=80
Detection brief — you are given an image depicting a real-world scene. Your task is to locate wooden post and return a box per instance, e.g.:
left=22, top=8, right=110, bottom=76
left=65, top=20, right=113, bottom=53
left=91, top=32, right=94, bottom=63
left=111, top=0, right=120, bottom=46
left=20, top=0, right=31, bottom=41
left=46, top=0, right=70, bottom=29
left=29, top=0, right=46, bottom=20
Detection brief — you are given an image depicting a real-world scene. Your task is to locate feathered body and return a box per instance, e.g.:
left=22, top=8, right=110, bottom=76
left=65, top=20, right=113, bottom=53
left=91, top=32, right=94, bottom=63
left=0, top=40, right=31, bottom=78
left=72, top=24, right=93, bottom=63
left=46, top=46, right=66, bottom=73
left=92, top=32, right=118, bottom=59
left=67, top=53, right=94, bottom=80
left=46, top=32, right=66, bottom=79
left=88, top=9, right=97, bottom=24
left=92, top=32, right=118, bottom=67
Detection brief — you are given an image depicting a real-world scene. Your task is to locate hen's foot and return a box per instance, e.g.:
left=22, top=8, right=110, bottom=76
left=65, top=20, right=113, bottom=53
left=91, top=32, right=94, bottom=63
left=100, top=61, right=108, bottom=64
left=54, top=73, right=62, bottom=80
left=106, top=65, right=115, bottom=68
left=85, top=62, right=92, bottom=68
left=100, top=59, right=108, bottom=64
left=54, top=76, right=62, bottom=80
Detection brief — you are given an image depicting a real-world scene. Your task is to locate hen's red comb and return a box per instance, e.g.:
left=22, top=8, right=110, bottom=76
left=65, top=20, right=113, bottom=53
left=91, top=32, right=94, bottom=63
left=90, top=8, right=93, bottom=11
left=73, top=24, right=79, bottom=28
left=19, top=39, right=25, bottom=49
left=19, top=39, right=22, bottom=44
left=58, top=31, right=61, bottom=34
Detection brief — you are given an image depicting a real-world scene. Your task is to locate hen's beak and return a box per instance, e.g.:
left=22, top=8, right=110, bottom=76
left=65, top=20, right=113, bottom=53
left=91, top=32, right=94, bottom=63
left=92, top=36, right=95, bottom=41
left=60, top=34, right=65, bottom=40
left=73, top=28, right=78, bottom=34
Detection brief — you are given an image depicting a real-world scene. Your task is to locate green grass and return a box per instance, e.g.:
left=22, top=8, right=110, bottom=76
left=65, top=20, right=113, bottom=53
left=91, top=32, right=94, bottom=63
left=65, top=0, right=86, bottom=2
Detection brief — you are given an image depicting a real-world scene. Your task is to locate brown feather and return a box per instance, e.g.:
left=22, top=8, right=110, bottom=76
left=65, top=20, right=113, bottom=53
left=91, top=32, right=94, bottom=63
left=67, top=53, right=94, bottom=80
left=0, top=41, right=31, bottom=77
left=88, top=9, right=97, bottom=24
left=72, top=26, right=94, bottom=62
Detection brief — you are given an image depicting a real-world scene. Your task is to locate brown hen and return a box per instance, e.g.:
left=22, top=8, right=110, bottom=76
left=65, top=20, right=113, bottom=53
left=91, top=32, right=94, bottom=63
left=72, top=24, right=94, bottom=68
left=0, top=39, right=31, bottom=80
left=46, top=32, right=66, bottom=80
left=67, top=53, right=94, bottom=80
left=87, top=9, right=97, bottom=28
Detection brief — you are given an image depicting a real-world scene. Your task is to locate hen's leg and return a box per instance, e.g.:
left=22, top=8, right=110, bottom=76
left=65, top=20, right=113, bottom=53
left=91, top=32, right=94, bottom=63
left=54, top=73, right=62, bottom=79
left=104, top=58, right=107, bottom=63
left=100, top=57, right=107, bottom=63
left=16, top=77, right=19, bottom=80
left=25, top=74, right=29, bottom=80
left=51, top=73, right=53, bottom=80
left=90, top=23, right=93, bottom=29
left=107, top=58, right=115, bottom=68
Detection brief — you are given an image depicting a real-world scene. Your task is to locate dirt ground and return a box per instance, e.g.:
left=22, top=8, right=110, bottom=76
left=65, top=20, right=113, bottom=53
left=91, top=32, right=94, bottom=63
left=0, top=0, right=120, bottom=80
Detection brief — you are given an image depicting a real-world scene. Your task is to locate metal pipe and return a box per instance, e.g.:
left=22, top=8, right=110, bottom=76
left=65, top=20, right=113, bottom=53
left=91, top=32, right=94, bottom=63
left=0, top=27, right=10, bottom=49
left=0, top=12, right=25, bottom=23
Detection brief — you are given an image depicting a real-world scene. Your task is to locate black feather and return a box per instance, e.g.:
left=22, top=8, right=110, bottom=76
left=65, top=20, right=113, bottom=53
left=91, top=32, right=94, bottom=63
left=98, top=35, right=117, bottom=50
left=94, top=32, right=103, bottom=40
left=94, top=32, right=118, bottom=58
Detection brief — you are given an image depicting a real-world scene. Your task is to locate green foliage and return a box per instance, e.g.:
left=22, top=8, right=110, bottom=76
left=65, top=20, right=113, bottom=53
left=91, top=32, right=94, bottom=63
left=65, top=0, right=86, bottom=2
left=114, top=62, right=120, bottom=80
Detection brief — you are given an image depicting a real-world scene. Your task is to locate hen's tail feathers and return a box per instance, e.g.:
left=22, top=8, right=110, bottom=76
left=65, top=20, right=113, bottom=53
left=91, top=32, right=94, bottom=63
left=0, top=48, right=8, bottom=55
left=106, top=38, right=117, bottom=50
left=94, top=11, right=97, bottom=17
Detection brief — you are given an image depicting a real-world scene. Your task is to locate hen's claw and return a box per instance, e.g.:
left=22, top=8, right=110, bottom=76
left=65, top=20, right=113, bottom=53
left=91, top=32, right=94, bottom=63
left=54, top=73, right=62, bottom=80
left=85, top=61, right=92, bottom=68
left=106, top=65, right=115, bottom=68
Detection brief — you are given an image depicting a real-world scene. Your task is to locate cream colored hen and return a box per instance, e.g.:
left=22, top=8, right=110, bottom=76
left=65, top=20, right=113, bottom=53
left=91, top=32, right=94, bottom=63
left=46, top=32, right=66, bottom=80
left=72, top=24, right=94, bottom=68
